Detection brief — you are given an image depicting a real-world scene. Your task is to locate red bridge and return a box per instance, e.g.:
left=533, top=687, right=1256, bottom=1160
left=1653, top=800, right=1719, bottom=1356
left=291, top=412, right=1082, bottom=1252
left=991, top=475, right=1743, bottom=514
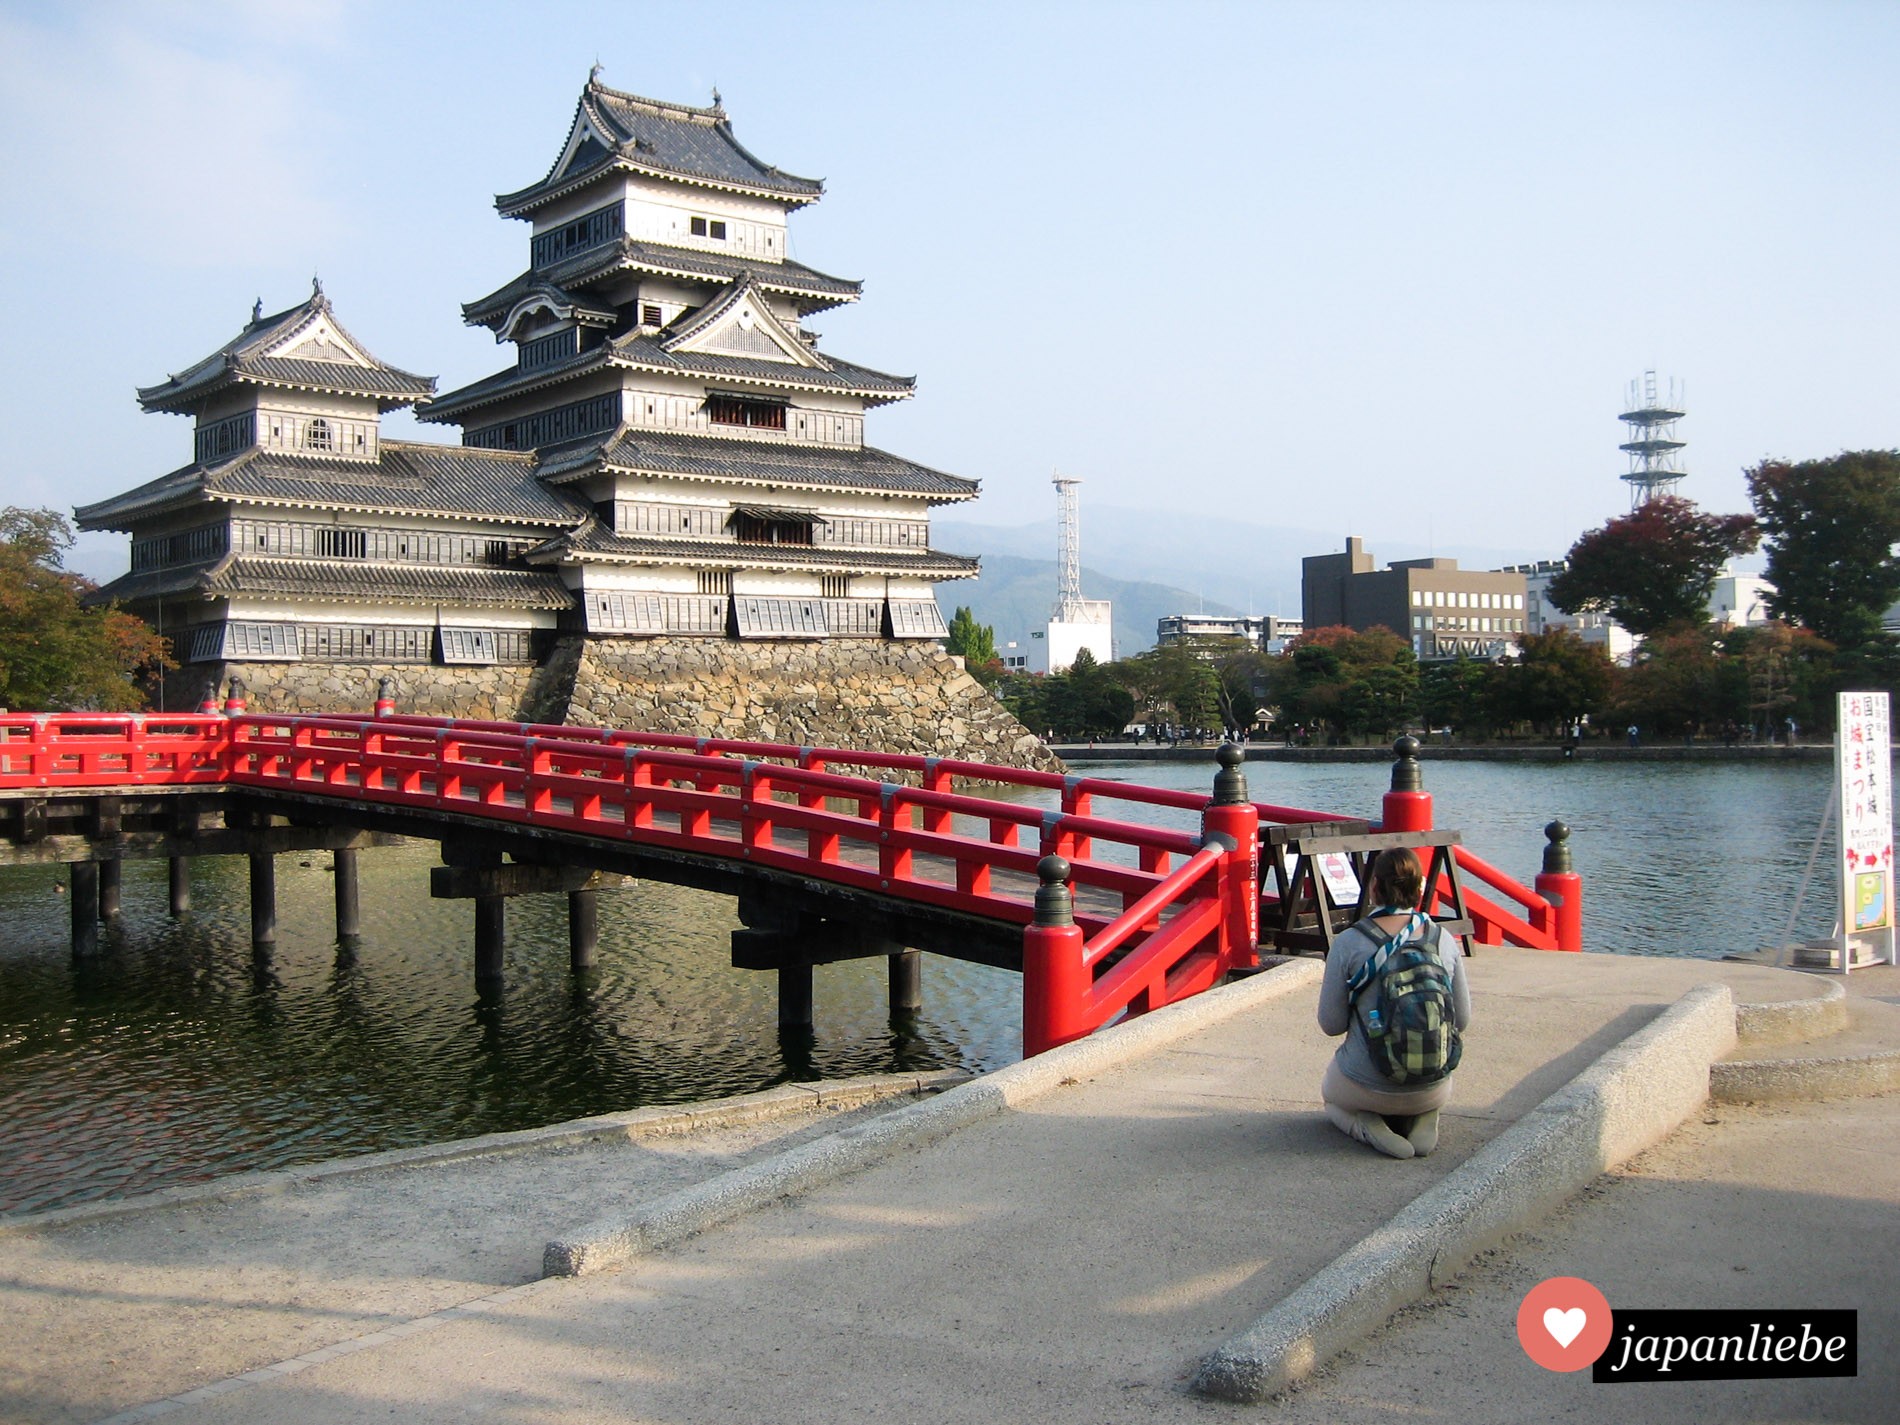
left=0, top=709, right=1582, bottom=1057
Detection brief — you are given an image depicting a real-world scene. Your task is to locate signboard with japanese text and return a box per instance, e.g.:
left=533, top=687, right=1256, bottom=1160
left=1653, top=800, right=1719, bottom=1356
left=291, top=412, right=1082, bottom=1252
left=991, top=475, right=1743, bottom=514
left=1837, top=691, right=1895, bottom=966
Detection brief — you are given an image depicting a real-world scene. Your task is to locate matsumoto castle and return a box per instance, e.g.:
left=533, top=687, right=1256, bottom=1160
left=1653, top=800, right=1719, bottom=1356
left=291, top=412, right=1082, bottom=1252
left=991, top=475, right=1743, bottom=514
left=79, top=75, right=1008, bottom=751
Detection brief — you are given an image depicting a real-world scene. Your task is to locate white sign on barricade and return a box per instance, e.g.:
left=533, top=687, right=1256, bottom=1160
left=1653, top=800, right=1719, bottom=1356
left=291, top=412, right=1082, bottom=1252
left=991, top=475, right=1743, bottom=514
left=1836, top=690, right=1896, bottom=970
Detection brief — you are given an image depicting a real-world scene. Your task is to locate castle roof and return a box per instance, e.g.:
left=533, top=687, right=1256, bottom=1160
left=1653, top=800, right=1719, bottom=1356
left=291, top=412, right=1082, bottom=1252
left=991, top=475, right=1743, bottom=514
left=525, top=520, right=979, bottom=579
left=534, top=427, right=977, bottom=503
left=461, top=240, right=860, bottom=332
left=74, top=441, right=590, bottom=532
left=497, top=77, right=823, bottom=218
left=419, top=326, right=914, bottom=425
left=137, top=287, right=436, bottom=415
left=91, top=556, right=576, bottom=611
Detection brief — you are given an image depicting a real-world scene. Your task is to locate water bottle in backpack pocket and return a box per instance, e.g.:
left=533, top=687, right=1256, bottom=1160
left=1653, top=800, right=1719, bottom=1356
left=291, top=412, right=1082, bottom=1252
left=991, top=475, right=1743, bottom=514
left=1345, top=913, right=1462, bottom=1086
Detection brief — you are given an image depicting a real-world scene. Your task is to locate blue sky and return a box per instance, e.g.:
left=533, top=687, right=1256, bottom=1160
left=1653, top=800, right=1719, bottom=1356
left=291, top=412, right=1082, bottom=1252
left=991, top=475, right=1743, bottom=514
left=3, top=0, right=1895, bottom=581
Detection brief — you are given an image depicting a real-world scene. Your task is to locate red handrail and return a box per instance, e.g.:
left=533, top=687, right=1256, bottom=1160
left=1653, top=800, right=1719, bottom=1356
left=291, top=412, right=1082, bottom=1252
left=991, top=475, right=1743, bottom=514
left=0, top=710, right=1579, bottom=1055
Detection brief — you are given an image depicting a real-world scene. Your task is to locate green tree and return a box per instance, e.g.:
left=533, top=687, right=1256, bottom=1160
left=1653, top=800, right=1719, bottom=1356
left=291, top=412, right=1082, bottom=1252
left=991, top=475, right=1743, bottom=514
left=0, top=508, right=169, bottom=712
left=944, top=605, right=998, bottom=666
left=1264, top=625, right=1418, bottom=742
left=1485, top=630, right=1615, bottom=735
left=1727, top=621, right=1835, bottom=736
left=1547, top=495, right=1759, bottom=637
left=1612, top=627, right=1727, bottom=736
left=1747, top=450, right=1900, bottom=646
left=1419, top=656, right=1492, bottom=738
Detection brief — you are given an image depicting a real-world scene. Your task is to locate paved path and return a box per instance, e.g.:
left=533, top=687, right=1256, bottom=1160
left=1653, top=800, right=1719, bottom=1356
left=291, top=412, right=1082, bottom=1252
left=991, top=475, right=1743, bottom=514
left=2, top=952, right=1880, bottom=1424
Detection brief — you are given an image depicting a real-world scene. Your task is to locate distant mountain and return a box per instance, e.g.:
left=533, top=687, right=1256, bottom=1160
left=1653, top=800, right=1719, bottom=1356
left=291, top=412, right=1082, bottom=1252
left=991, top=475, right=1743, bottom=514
left=940, top=553, right=1240, bottom=661
left=936, top=505, right=1556, bottom=622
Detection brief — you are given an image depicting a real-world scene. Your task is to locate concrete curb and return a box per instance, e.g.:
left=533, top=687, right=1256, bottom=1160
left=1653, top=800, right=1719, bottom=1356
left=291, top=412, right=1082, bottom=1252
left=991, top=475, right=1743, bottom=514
left=0, top=1071, right=960, bottom=1240
left=542, top=957, right=1327, bottom=1276
left=1712, top=1049, right=1900, bottom=1103
left=1193, top=981, right=1737, bottom=1404
left=1735, top=979, right=1848, bottom=1049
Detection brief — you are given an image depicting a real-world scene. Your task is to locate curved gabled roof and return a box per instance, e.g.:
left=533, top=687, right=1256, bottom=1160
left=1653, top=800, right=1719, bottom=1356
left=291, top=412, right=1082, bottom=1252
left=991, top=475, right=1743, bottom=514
left=137, top=286, right=436, bottom=415
left=74, top=441, right=591, bottom=532
left=533, top=427, right=977, bottom=504
left=498, top=77, right=824, bottom=217
left=461, top=241, right=861, bottom=332
left=419, top=321, right=914, bottom=425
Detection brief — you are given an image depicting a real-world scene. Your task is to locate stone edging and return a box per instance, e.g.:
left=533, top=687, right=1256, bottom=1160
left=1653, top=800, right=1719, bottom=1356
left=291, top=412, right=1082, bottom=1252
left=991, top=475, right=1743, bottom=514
left=1712, top=1049, right=1900, bottom=1103
left=542, top=958, right=1328, bottom=1276
left=0, top=1072, right=962, bottom=1240
left=1192, top=981, right=1738, bottom=1404
left=1735, top=978, right=1848, bottom=1049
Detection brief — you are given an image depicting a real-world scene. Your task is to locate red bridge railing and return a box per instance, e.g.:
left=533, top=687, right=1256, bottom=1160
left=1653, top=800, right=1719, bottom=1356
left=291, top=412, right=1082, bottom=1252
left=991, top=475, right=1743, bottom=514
left=0, top=714, right=1580, bottom=1056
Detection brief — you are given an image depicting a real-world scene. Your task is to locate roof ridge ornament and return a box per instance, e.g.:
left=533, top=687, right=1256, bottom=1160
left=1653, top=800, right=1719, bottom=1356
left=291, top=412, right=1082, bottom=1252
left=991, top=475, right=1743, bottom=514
left=252, top=298, right=263, bottom=324
left=589, top=60, right=603, bottom=86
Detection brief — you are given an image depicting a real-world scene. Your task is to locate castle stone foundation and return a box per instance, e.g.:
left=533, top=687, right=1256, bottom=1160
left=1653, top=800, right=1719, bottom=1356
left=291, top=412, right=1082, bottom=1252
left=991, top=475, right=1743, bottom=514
left=174, top=636, right=1057, bottom=771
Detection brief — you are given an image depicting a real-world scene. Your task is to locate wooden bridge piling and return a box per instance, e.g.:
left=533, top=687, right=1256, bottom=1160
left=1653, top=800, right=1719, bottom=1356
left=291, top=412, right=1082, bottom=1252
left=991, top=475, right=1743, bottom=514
left=98, top=859, right=123, bottom=922
left=778, top=962, right=813, bottom=1028
left=69, top=861, right=100, bottom=958
left=889, top=949, right=922, bottom=1016
left=568, top=889, right=598, bottom=971
left=168, top=857, right=190, bottom=916
left=333, top=848, right=361, bottom=940
left=249, top=853, right=276, bottom=948
left=474, top=895, right=506, bottom=985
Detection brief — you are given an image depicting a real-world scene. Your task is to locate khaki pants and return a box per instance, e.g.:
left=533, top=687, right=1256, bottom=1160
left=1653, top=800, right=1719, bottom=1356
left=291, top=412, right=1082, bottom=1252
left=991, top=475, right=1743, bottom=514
left=1321, top=1056, right=1452, bottom=1117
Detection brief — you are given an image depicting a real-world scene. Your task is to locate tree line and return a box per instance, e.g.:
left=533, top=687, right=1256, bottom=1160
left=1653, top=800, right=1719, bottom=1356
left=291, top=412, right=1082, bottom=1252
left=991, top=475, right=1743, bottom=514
left=951, top=449, right=1900, bottom=743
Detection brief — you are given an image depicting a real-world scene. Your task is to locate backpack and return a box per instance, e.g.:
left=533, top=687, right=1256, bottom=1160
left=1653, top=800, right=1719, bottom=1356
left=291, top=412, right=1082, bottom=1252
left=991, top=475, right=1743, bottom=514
left=1344, top=911, right=1462, bottom=1086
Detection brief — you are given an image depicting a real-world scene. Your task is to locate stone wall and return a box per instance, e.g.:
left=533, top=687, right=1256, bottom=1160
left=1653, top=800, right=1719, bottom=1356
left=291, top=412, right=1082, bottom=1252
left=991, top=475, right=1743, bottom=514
left=566, top=637, right=1060, bottom=770
left=169, top=638, right=582, bottom=724
left=166, top=636, right=1057, bottom=770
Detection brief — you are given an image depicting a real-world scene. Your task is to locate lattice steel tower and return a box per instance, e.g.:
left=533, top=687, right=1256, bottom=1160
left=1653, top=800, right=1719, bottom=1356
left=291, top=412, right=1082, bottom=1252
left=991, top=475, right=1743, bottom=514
left=1619, top=370, right=1688, bottom=508
left=1052, top=470, right=1085, bottom=619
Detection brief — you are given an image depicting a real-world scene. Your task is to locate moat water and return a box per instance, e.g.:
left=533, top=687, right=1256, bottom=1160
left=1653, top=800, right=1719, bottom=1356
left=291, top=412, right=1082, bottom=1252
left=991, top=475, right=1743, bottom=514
left=0, top=757, right=1850, bottom=1215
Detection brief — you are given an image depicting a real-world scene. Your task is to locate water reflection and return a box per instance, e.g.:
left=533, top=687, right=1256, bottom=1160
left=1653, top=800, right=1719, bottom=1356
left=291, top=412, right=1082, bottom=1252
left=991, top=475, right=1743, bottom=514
left=0, top=756, right=1853, bottom=1215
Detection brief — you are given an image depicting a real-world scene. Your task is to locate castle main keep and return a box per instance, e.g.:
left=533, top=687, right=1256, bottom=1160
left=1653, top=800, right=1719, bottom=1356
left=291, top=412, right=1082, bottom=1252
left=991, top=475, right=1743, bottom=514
left=78, top=75, right=1050, bottom=768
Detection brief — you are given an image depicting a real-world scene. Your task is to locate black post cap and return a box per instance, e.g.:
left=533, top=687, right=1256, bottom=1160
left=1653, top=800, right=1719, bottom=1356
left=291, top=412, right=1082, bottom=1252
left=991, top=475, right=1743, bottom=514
left=226, top=675, right=247, bottom=701
left=1212, top=742, right=1249, bottom=805
left=1390, top=735, right=1423, bottom=793
left=377, top=674, right=398, bottom=700
left=1034, top=854, right=1075, bottom=927
left=1542, top=819, right=1573, bottom=875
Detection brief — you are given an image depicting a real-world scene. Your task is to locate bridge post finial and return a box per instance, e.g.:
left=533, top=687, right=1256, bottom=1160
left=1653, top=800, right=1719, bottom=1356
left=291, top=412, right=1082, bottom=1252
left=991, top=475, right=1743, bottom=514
left=1034, top=855, right=1073, bottom=927
left=1542, top=819, right=1572, bottom=875
left=1211, top=742, right=1249, bottom=806
left=198, top=681, right=220, bottom=715
left=223, top=676, right=247, bottom=715
left=375, top=675, right=398, bottom=717
left=1390, top=735, right=1423, bottom=793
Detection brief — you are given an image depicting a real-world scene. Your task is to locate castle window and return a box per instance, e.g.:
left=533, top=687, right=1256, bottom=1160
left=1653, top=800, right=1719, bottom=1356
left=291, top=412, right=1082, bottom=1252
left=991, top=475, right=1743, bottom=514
left=642, top=303, right=663, bottom=326
left=821, top=574, right=852, bottom=599
left=304, top=418, right=332, bottom=452
left=530, top=202, right=624, bottom=268
left=706, top=395, right=787, bottom=430
left=690, top=217, right=728, bottom=240
left=697, top=569, right=734, bottom=596
left=730, top=506, right=818, bottom=546
left=314, top=527, right=367, bottom=559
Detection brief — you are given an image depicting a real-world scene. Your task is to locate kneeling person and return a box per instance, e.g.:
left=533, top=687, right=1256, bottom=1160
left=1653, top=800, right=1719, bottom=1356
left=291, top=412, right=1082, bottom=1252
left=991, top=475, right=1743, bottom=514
left=1316, top=848, right=1470, bottom=1159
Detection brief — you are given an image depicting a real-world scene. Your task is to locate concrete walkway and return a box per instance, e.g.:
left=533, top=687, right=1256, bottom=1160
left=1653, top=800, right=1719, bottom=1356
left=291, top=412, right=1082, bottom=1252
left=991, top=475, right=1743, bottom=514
left=3, top=952, right=1887, bottom=1424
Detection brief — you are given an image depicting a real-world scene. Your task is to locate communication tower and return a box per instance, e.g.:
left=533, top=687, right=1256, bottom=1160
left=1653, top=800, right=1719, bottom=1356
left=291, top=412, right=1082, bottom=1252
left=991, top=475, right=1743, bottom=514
left=1618, top=370, right=1687, bottom=508
left=1052, top=470, right=1085, bottom=619
left=1044, top=469, right=1112, bottom=672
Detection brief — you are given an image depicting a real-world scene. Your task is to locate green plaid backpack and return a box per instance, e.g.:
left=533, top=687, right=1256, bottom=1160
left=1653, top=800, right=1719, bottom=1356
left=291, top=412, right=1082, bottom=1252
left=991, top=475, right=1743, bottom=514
left=1344, top=911, right=1462, bottom=1086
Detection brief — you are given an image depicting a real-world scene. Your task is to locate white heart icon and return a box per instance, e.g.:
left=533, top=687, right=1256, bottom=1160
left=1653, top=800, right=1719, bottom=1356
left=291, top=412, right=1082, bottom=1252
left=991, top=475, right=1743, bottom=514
left=1543, top=1306, right=1587, bottom=1348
